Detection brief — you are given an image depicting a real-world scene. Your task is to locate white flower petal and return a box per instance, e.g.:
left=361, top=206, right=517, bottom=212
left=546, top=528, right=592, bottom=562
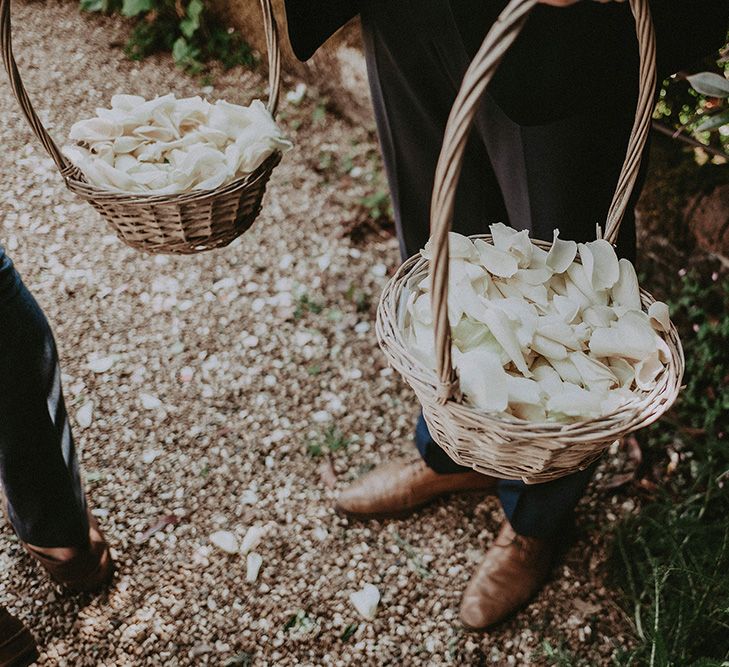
left=111, top=94, right=146, bottom=110
left=241, top=525, right=267, bottom=553
left=531, top=334, right=568, bottom=361
left=510, top=278, right=550, bottom=307
left=569, top=351, right=618, bottom=389
left=452, top=318, right=500, bottom=355
left=551, top=295, right=581, bottom=323
left=69, top=117, right=123, bottom=142
left=76, top=402, right=94, bottom=429
left=582, top=305, right=617, bottom=329
left=578, top=243, right=595, bottom=285
left=608, top=357, right=636, bottom=388
left=349, top=584, right=380, bottom=621
left=634, top=351, right=665, bottom=391
left=421, top=232, right=477, bottom=261
left=489, top=223, right=533, bottom=267
left=87, top=355, right=117, bottom=373
left=535, top=318, right=582, bottom=350
left=506, top=375, right=542, bottom=405
left=648, top=301, right=671, bottom=332
left=566, top=263, right=608, bottom=306
left=601, top=387, right=639, bottom=413
left=516, top=267, right=553, bottom=285
left=564, top=274, right=594, bottom=310
left=475, top=306, right=531, bottom=376
left=209, top=530, right=239, bottom=555
left=547, top=383, right=604, bottom=418
left=246, top=552, right=263, bottom=583
left=454, top=348, right=509, bottom=412
left=548, top=356, right=583, bottom=385
left=474, top=239, right=519, bottom=278
left=511, top=403, right=547, bottom=421
left=612, top=258, right=642, bottom=312
left=546, top=229, right=577, bottom=274
left=412, top=292, right=433, bottom=325
left=532, top=362, right=564, bottom=396
left=529, top=244, right=550, bottom=268
left=585, top=239, right=620, bottom=290
left=589, top=311, right=658, bottom=361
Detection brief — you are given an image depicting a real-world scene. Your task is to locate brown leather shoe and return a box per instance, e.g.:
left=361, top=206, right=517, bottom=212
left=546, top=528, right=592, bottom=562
left=21, top=510, right=114, bottom=593
left=335, top=459, right=498, bottom=519
left=0, top=607, right=38, bottom=667
left=459, top=521, right=554, bottom=630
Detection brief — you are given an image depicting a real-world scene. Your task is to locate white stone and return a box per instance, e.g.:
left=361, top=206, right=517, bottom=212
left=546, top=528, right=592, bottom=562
left=140, top=393, right=162, bottom=410
left=312, top=410, right=331, bottom=423
left=87, top=356, right=116, bottom=373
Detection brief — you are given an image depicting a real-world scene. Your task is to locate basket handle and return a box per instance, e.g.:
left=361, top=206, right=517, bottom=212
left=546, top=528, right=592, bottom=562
left=429, top=0, right=657, bottom=404
left=0, top=0, right=282, bottom=175
left=0, top=0, right=72, bottom=174
left=260, top=0, right=281, bottom=117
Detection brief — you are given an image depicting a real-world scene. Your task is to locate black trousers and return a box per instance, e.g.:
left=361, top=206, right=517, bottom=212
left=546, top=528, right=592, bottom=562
left=361, top=0, right=647, bottom=538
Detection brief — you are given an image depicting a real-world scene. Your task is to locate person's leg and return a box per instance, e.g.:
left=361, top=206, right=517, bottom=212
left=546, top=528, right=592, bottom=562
left=361, top=0, right=508, bottom=475
left=473, top=93, right=647, bottom=538
left=0, top=246, right=89, bottom=548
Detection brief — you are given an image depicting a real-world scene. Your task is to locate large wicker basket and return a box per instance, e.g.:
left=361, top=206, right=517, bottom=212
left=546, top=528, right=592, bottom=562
left=376, top=0, right=685, bottom=483
left=0, top=0, right=283, bottom=255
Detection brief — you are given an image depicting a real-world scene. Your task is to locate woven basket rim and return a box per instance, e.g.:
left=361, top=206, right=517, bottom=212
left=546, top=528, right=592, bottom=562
left=376, top=233, right=684, bottom=439
left=63, top=151, right=282, bottom=206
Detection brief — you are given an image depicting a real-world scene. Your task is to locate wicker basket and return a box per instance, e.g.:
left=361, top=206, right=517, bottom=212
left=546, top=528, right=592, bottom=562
left=376, top=0, right=685, bottom=483
left=0, top=0, right=283, bottom=255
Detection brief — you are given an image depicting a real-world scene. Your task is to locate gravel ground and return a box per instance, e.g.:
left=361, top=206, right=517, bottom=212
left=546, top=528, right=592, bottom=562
left=0, top=3, right=643, bottom=664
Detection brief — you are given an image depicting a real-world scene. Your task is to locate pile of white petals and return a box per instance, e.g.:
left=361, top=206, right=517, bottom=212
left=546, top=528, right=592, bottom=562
left=402, top=224, right=673, bottom=423
left=63, top=94, right=292, bottom=195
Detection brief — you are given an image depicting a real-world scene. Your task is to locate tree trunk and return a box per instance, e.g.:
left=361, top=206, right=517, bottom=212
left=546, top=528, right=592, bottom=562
left=209, top=0, right=373, bottom=127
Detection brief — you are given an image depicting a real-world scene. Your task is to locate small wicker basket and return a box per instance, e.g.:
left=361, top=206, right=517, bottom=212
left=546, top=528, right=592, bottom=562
left=376, top=0, right=685, bottom=483
left=0, top=0, right=283, bottom=255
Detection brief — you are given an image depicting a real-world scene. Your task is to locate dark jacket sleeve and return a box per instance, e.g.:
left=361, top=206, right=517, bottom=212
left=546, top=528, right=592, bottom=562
left=284, top=0, right=359, bottom=61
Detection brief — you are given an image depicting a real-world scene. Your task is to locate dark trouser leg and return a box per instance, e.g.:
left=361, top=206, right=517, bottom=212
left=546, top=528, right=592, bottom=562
left=362, top=0, right=506, bottom=475
left=361, top=0, right=647, bottom=535
left=475, top=99, right=646, bottom=537
left=0, top=247, right=89, bottom=548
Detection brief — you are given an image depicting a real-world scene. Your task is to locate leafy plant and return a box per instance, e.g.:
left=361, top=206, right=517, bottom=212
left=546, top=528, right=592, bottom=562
left=532, top=639, right=591, bottom=667
left=306, top=426, right=350, bottom=458
left=294, top=293, right=324, bottom=320
left=656, top=41, right=729, bottom=156
left=392, top=532, right=432, bottom=578
left=610, top=270, right=729, bottom=666
left=687, top=72, right=729, bottom=134
left=340, top=622, right=358, bottom=641
left=80, top=0, right=256, bottom=73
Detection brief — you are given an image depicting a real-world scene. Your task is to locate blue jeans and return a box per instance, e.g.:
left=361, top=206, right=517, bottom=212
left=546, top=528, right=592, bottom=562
left=0, top=246, right=88, bottom=547
left=416, top=416, right=596, bottom=538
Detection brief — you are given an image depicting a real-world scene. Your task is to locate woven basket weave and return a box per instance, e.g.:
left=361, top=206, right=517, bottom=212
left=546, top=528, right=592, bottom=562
left=376, top=0, right=685, bottom=483
left=0, top=0, right=283, bottom=255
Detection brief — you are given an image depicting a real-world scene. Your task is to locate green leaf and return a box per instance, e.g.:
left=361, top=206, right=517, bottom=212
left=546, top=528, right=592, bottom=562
left=687, top=72, right=729, bottom=98
left=172, top=36, right=200, bottom=65
left=121, top=0, right=153, bottom=17
left=696, top=109, right=729, bottom=132
left=180, top=0, right=204, bottom=39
